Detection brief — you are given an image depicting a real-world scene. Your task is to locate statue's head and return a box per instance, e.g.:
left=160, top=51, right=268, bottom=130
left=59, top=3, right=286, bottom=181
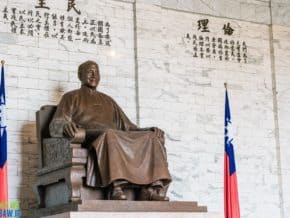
left=78, top=60, right=100, bottom=89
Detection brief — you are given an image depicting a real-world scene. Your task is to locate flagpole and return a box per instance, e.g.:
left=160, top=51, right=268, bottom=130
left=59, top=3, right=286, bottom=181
left=0, top=59, right=8, bottom=211
left=224, top=85, right=240, bottom=218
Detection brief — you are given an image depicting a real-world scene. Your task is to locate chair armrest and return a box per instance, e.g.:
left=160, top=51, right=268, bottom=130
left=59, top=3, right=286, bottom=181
left=70, top=128, right=86, bottom=144
left=41, top=138, right=88, bottom=171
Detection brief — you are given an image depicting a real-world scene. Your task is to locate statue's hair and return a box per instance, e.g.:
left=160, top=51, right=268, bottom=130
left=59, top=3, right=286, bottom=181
left=77, top=60, right=99, bottom=80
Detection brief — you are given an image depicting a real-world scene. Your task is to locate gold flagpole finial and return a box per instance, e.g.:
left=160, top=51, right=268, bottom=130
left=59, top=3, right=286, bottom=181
left=1, top=60, right=5, bottom=65
left=224, top=82, right=227, bottom=89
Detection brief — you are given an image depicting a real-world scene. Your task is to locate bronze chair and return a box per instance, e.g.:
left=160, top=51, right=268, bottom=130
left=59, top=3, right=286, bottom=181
left=35, top=105, right=105, bottom=208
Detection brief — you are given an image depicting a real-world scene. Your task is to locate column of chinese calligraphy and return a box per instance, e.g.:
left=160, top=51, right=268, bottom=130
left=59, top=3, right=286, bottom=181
left=2, top=6, right=112, bottom=46
left=185, top=19, right=248, bottom=64
left=186, top=34, right=247, bottom=63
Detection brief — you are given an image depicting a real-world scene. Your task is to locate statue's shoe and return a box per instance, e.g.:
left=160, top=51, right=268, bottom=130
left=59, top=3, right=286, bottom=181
left=110, top=187, right=127, bottom=200
left=150, top=193, right=169, bottom=201
left=139, top=187, right=169, bottom=201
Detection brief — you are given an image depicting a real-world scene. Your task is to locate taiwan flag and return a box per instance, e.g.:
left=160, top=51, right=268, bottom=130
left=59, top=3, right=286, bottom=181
left=0, top=62, right=8, bottom=208
left=224, top=88, right=240, bottom=218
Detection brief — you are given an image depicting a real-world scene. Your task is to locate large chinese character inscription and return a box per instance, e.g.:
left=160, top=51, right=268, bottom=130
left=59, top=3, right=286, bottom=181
left=185, top=19, right=248, bottom=64
left=2, top=3, right=112, bottom=47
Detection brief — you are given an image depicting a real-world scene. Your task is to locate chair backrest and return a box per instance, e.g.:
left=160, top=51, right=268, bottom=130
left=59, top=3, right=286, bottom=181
left=36, top=105, right=57, bottom=168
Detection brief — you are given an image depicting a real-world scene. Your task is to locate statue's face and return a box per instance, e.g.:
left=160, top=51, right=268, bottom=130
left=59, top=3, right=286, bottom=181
left=80, top=64, right=100, bottom=89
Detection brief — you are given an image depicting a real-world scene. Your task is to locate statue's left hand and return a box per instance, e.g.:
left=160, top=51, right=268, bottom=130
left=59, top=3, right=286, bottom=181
left=63, top=121, right=78, bottom=138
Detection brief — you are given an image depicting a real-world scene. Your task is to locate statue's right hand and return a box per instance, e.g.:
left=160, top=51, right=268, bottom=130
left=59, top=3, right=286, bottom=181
left=63, top=122, right=78, bottom=138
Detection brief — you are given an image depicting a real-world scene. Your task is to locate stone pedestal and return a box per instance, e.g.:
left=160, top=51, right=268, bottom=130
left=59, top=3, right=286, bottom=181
left=44, top=212, right=222, bottom=218
left=33, top=200, right=209, bottom=218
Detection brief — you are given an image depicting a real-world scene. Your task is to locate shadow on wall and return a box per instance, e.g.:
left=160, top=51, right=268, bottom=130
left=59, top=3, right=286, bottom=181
left=19, top=85, right=65, bottom=217
left=20, top=122, right=39, bottom=217
left=53, top=85, right=65, bottom=103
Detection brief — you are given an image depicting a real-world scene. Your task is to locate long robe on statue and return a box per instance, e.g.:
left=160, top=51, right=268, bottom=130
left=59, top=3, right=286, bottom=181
left=49, top=85, right=171, bottom=188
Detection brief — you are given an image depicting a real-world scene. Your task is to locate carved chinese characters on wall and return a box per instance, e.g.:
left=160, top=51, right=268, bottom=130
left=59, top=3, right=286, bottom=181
left=185, top=19, right=248, bottom=63
left=2, top=4, right=112, bottom=46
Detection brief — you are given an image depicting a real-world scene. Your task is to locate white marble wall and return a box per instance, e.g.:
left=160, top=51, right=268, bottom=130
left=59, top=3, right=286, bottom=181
left=135, top=0, right=271, bottom=24
left=273, top=24, right=290, bottom=217
left=135, top=2, right=281, bottom=218
left=0, top=0, right=289, bottom=218
left=272, top=0, right=290, bottom=26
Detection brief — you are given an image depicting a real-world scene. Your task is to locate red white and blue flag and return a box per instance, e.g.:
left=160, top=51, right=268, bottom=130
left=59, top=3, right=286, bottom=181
left=224, top=88, right=240, bottom=218
left=0, top=63, right=8, bottom=207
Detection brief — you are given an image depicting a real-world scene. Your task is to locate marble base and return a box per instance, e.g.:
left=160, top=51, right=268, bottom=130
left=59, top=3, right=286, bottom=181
left=33, top=200, right=208, bottom=217
left=44, top=212, right=223, bottom=218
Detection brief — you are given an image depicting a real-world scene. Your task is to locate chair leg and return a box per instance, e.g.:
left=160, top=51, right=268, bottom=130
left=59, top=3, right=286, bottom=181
left=67, top=167, right=83, bottom=203
left=37, top=185, right=45, bottom=208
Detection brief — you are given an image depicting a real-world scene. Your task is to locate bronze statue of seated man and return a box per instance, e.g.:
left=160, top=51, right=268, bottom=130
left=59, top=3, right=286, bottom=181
left=49, top=60, right=171, bottom=201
